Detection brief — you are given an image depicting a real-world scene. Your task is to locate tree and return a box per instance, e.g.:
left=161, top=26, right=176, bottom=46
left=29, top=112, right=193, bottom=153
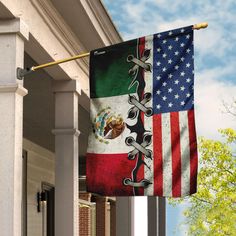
left=170, top=128, right=236, bottom=236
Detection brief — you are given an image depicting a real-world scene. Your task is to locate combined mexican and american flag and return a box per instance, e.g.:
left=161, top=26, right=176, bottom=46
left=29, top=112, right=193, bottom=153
left=86, top=25, right=198, bottom=197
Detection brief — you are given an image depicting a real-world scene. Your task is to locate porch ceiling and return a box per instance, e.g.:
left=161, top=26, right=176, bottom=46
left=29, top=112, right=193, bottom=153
left=0, top=2, right=14, bottom=19
left=50, top=0, right=122, bottom=51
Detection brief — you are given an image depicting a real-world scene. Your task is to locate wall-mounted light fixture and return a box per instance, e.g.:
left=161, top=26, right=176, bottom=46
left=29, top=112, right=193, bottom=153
left=37, top=191, right=47, bottom=212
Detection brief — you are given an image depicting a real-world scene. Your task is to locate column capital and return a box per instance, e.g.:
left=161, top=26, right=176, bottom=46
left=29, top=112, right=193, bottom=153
left=53, top=80, right=81, bottom=95
left=52, top=128, right=80, bottom=136
left=0, top=18, right=29, bottom=41
left=0, top=83, right=28, bottom=96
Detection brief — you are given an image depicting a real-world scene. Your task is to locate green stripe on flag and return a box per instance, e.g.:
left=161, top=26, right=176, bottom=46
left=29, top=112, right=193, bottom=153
left=90, top=39, right=138, bottom=98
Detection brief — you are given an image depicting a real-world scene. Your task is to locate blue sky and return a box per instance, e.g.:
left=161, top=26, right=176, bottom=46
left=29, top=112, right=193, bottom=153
left=103, top=0, right=236, bottom=235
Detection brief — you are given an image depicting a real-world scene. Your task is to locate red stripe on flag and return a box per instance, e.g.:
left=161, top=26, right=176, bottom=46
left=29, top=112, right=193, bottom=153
left=139, top=37, right=146, bottom=58
left=170, top=112, right=182, bottom=197
left=188, top=110, right=198, bottom=194
left=153, top=114, right=163, bottom=196
left=86, top=153, right=134, bottom=196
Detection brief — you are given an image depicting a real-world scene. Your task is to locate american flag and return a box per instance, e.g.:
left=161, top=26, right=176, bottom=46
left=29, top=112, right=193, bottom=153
left=150, top=26, right=198, bottom=197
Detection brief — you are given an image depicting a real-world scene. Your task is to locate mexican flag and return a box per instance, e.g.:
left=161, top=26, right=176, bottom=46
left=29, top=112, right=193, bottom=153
left=86, top=26, right=198, bottom=197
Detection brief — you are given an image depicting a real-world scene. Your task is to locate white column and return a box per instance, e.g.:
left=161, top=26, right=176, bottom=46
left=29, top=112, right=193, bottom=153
left=148, top=197, right=166, bottom=236
left=0, top=19, right=29, bottom=236
left=53, top=80, right=80, bottom=236
left=116, top=197, right=134, bottom=236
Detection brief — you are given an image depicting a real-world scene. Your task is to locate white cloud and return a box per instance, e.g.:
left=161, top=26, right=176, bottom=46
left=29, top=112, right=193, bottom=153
left=195, top=67, right=236, bottom=140
left=107, top=0, right=236, bottom=62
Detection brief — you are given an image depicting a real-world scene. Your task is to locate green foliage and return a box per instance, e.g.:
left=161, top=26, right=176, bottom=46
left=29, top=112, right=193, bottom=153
left=169, top=128, right=236, bottom=236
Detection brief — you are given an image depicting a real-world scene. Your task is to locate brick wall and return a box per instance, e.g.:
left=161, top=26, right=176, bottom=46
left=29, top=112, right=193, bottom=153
left=96, top=197, right=108, bottom=236
left=79, top=195, right=117, bottom=236
left=79, top=193, right=92, bottom=236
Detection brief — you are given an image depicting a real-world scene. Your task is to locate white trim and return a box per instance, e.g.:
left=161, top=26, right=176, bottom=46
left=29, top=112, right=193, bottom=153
left=52, top=128, right=80, bottom=136
left=29, top=0, right=89, bottom=76
left=0, top=18, right=29, bottom=40
left=0, top=84, right=28, bottom=96
left=81, top=0, right=122, bottom=45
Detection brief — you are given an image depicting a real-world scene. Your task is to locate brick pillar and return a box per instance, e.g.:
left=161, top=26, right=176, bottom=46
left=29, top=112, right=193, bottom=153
left=110, top=200, right=116, bottom=236
left=79, top=193, right=92, bottom=236
left=96, top=197, right=108, bottom=236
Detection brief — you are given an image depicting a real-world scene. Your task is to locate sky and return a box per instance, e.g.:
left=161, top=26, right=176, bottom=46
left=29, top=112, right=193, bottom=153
left=102, top=0, right=236, bottom=235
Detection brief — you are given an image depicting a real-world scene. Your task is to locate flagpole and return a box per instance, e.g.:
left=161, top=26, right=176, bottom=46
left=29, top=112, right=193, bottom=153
left=17, top=22, right=208, bottom=80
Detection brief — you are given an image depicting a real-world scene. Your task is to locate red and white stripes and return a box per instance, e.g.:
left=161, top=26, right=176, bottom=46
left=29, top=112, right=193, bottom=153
left=153, top=110, right=198, bottom=197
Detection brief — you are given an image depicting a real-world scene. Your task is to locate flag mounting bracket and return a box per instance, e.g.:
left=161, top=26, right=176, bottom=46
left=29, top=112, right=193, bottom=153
left=16, top=22, right=208, bottom=80
left=17, top=67, right=33, bottom=80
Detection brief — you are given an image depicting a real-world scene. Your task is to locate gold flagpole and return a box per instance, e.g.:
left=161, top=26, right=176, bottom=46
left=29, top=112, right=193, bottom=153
left=17, top=22, right=208, bottom=80
left=31, top=52, right=90, bottom=71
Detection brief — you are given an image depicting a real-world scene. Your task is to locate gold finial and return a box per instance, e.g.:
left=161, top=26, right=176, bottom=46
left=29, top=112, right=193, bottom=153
left=193, top=22, right=208, bottom=30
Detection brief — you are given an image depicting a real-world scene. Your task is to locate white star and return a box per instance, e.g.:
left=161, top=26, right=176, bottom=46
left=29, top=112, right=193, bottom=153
left=168, top=88, right=173, bottom=93
left=157, top=47, right=161, bottom=52
left=180, top=43, right=185, bottom=47
left=168, top=31, right=173, bottom=36
left=157, top=34, right=162, bottom=38
left=162, top=67, right=167, bottom=72
left=162, top=82, right=167, bottom=87
left=156, top=104, right=161, bottom=109
left=186, top=48, right=191, bottom=53
left=180, top=86, right=186, bottom=91
left=156, top=75, right=161, bottom=80
left=180, top=57, right=185, bottom=62
left=175, top=37, right=179, bottom=41
left=175, top=65, right=179, bottom=70
left=168, top=45, right=173, bottom=50
left=175, top=51, right=179, bottom=56
left=168, top=73, right=173, bottom=79
left=186, top=63, right=191, bottom=68
left=162, top=53, right=167, bottom=58
left=180, top=71, right=185, bottom=77
left=175, top=80, right=179, bottom=84
left=186, top=34, right=190, bottom=39
left=168, top=59, right=173, bottom=64
left=157, top=61, right=161, bottom=66
left=180, top=28, right=185, bottom=33
left=175, top=94, right=179, bottom=99
left=181, top=101, right=185, bottom=106
left=186, top=93, right=191, bottom=97
left=156, top=90, right=161, bottom=95
left=192, top=70, right=194, bottom=74
left=186, top=78, right=191, bottom=83
left=162, top=96, right=167, bottom=101
left=168, top=102, right=173, bottom=107
left=162, top=39, right=167, bottom=44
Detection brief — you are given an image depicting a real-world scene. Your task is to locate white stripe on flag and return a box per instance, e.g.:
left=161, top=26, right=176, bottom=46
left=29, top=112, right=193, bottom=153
left=144, top=35, right=154, bottom=196
left=179, top=111, right=190, bottom=196
left=162, top=112, right=172, bottom=196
